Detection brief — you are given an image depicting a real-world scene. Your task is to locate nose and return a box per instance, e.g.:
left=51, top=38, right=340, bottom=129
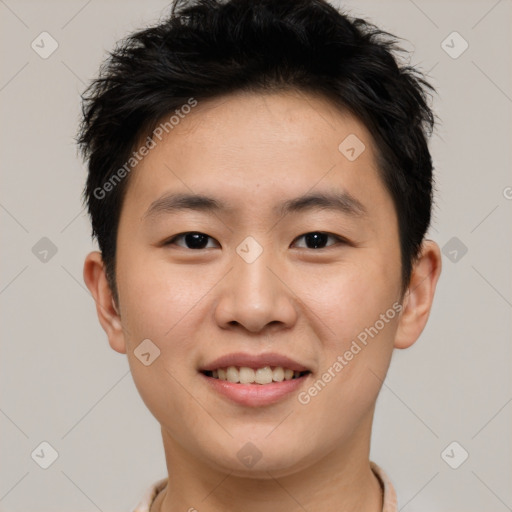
left=213, top=242, right=298, bottom=334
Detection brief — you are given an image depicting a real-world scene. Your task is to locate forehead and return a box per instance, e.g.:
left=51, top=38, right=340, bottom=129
left=143, top=90, right=378, bottom=163
left=123, top=90, right=391, bottom=221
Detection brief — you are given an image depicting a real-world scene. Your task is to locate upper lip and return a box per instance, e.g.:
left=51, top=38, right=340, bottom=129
left=200, top=352, right=311, bottom=372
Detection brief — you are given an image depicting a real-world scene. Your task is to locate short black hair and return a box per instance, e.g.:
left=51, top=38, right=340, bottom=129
left=78, top=0, right=436, bottom=306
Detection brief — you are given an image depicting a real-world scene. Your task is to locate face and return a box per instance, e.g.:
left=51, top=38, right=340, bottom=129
left=89, top=90, right=412, bottom=477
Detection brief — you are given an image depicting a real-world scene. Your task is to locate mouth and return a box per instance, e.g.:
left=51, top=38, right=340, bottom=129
left=198, top=352, right=312, bottom=407
left=201, top=366, right=311, bottom=385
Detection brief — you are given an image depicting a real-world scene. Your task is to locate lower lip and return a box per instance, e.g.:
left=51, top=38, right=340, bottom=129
left=200, top=372, right=310, bottom=407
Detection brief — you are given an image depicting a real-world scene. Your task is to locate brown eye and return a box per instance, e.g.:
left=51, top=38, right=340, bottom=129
left=165, top=232, right=219, bottom=249
left=292, top=232, right=344, bottom=249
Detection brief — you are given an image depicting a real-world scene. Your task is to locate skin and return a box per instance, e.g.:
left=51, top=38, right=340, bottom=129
left=84, top=90, right=441, bottom=512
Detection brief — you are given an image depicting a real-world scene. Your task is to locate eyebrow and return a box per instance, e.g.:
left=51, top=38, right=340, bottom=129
left=143, top=190, right=367, bottom=221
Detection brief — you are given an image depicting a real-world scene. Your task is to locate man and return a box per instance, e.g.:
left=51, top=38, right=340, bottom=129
left=79, top=1, right=442, bottom=510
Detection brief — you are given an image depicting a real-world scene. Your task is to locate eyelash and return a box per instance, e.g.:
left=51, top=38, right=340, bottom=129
left=163, top=231, right=348, bottom=250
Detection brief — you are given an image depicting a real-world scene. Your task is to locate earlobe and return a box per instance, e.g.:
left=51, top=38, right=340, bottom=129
left=394, top=240, right=442, bottom=349
left=83, top=251, right=127, bottom=354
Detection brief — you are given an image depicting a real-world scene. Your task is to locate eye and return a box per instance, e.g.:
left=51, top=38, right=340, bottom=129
left=164, top=232, right=219, bottom=249
left=164, top=231, right=347, bottom=250
left=292, top=231, right=345, bottom=249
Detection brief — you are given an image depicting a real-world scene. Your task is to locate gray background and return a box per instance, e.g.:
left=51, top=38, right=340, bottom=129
left=1, top=0, right=511, bottom=510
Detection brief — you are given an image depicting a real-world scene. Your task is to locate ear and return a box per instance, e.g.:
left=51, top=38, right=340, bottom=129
left=394, top=240, right=442, bottom=349
left=83, top=251, right=127, bottom=354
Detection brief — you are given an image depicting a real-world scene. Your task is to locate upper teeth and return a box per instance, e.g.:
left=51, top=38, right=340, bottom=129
left=210, top=366, right=303, bottom=384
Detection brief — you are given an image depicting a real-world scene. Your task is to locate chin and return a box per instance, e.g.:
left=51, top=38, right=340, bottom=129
left=216, top=455, right=311, bottom=479
left=201, top=435, right=319, bottom=479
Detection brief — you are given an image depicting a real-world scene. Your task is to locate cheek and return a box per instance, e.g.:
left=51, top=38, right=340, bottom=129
left=298, top=257, right=400, bottom=343
left=117, top=253, right=212, bottom=349
left=118, top=262, right=209, bottom=430
left=295, top=266, right=400, bottom=434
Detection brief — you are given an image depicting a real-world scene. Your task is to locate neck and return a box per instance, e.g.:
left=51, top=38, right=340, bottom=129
left=155, top=419, right=383, bottom=512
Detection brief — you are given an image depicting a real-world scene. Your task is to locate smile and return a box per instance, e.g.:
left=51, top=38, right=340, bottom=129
left=202, top=366, right=310, bottom=385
